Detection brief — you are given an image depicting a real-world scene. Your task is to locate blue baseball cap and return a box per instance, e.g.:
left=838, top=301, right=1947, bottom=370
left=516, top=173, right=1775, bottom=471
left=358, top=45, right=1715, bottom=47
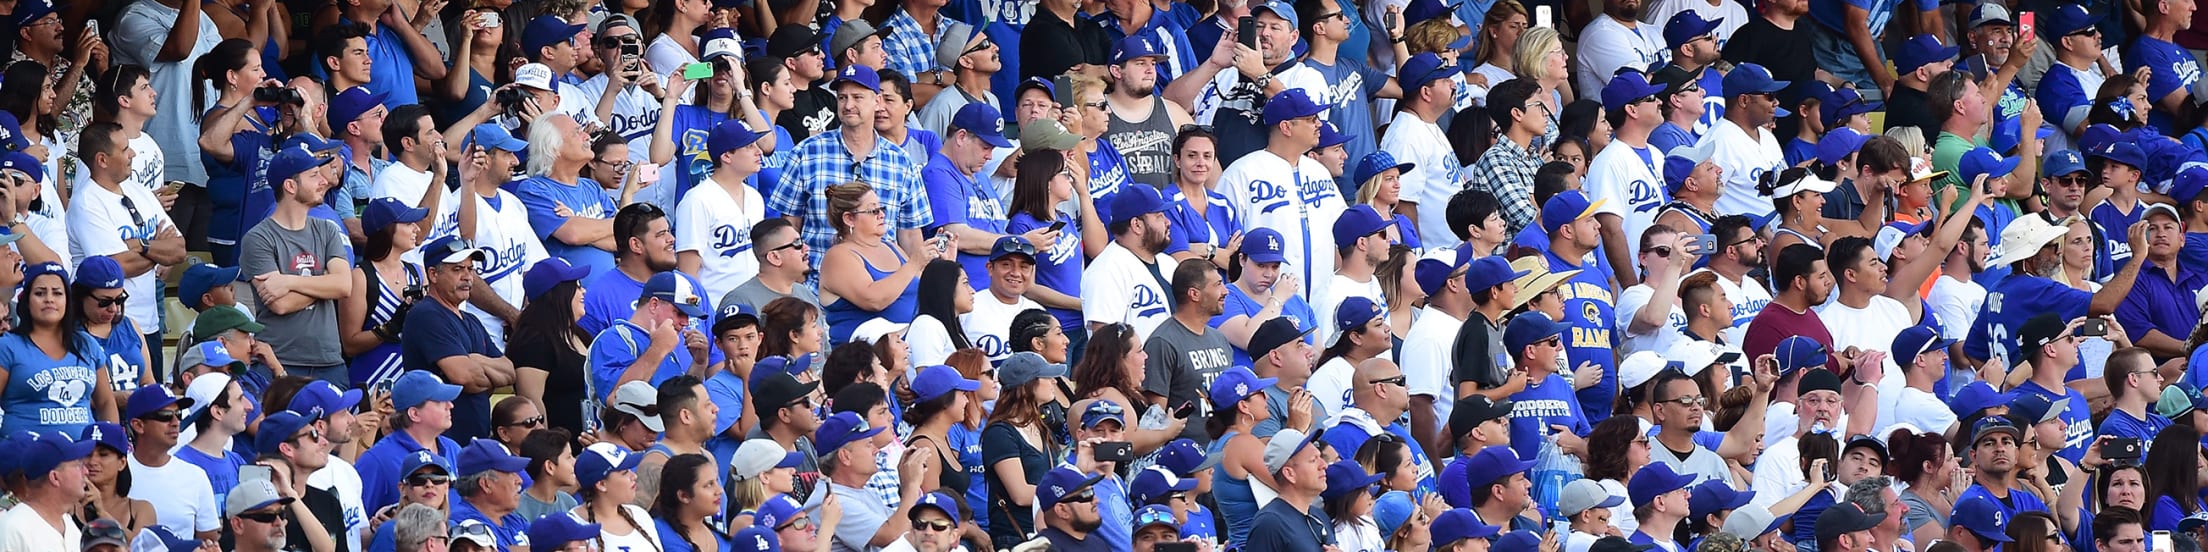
left=1404, top=0, right=1458, bottom=25
left=1775, top=336, right=1829, bottom=376
left=1399, top=52, right=1458, bottom=91
left=2089, top=141, right=2147, bottom=169
left=1892, top=323, right=1958, bottom=366
left=2176, top=165, right=2208, bottom=204
left=1136, top=503, right=1178, bottom=531
left=1132, top=466, right=1199, bottom=503
left=1464, top=445, right=1536, bottom=488
left=1113, top=35, right=1166, bottom=65
left=329, top=86, right=390, bottom=127
left=470, top=123, right=528, bottom=153
left=1663, top=11, right=1723, bottom=48
left=1948, top=381, right=2019, bottom=418
left=124, top=384, right=194, bottom=421
left=1354, top=151, right=1416, bottom=187
left=522, top=15, right=588, bottom=54
left=362, top=197, right=429, bottom=234
left=1414, top=244, right=1476, bottom=296
left=1689, top=479, right=1756, bottom=519
left=1663, top=155, right=1702, bottom=193
left=1322, top=460, right=1386, bottom=499
left=1539, top=190, right=1606, bottom=234
left=80, top=422, right=129, bottom=455
left=1950, top=496, right=2016, bottom=542
left=1263, top=89, right=1328, bottom=125
left=527, top=511, right=603, bottom=549
left=1331, top=204, right=1395, bottom=245
left=1433, top=509, right=1501, bottom=546
left=0, top=112, right=28, bottom=152
left=911, top=364, right=982, bottom=402
left=523, top=258, right=591, bottom=302
left=1464, top=255, right=1527, bottom=292
left=2045, top=149, right=2090, bottom=177
left=0, top=151, right=42, bottom=182
left=1628, top=462, right=1699, bottom=507
left=815, top=411, right=886, bottom=455
left=1602, top=70, right=1667, bottom=112
left=1895, top=34, right=1960, bottom=74
left=421, top=235, right=488, bottom=267
left=1502, top=313, right=1570, bottom=355
left=77, top=256, right=125, bottom=290
left=290, top=380, right=362, bottom=418
left=574, top=442, right=643, bottom=490
left=1375, top=491, right=1417, bottom=534
left=755, top=494, right=819, bottom=529
left=988, top=235, right=1038, bottom=262
left=21, top=431, right=95, bottom=480
left=1722, top=63, right=1789, bottom=96
left=1157, top=438, right=1218, bottom=475
left=399, top=449, right=455, bottom=480
left=1081, top=400, right=1128, bottom=428
left=1821, top=88, right=1880, bottom=128
left=1317, top=121, right=1353, bottom=149
left=831, top=64, right=882, bottom=93
left=1958, top=147, right=2023, bottom=184
left=910, top=491, right=966, bottom=523
left=710, top=120, right=769, bottom=156
left=2039, top=4, right=2104, bottom=40
left=2079, top=124, right=2124, bottom=153
left=1209, top=366, right=1277, bottom=408
left=21, top=261, right=65, bottom=288
left=1253, top=0, right=1301, bottom=27
left=179, top=263, right=242, bottom=310
left=1037, top=467, right=1106, bottom=509
left=393, top=370, right=463, bottom=411
left=1968, top=415, right=2025, bottom=447
left=12, top=0, right=55, bottom=29
left=644, top=271, right=712, bottom=318
left=1818, top=128, right=1872, bottom=165
left=267, top=144, right=332, bottom=185
left=458, top=438, right=532, bottom=476
left=254, top=409, right=321, bottom=455
left=1108, top=183, right=1169, bottom=226
left=951, top=103, right=1013, bottom=148
left=1242, top=227, right=1288, bottom=263
left=1328, top=296, right=1384, bottom=346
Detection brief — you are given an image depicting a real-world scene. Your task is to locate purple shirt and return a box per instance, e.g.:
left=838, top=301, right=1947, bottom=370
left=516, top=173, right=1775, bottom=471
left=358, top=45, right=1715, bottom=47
left=2115, top=259, right=2207, bottom=346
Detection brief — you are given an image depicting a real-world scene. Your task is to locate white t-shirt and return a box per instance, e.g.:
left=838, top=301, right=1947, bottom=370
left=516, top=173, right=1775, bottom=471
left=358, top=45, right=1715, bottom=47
left=114, top=0, right=217, bottom=184
left=307, top=456, right=368, bottom=552
left=372, top=162, right=461, bottom=265
left=1598, top=478, right=1639, bottom=533
left=1699, top=268, right=1771, bottom=345
left=1584, top=142, right=1668, bottom=258
left=1308, top=357, right=1356, bottom=418
left=1693, top=121, right=1787, bottom=217
left=465, top=188, right=549, bottom=345
left=1749, top=434, right=1806, bottom=509
left=1615, top=281, right=1689, bottom=358
left=70, top=132, right=166, bottom=202
left=0, top=503, right=80, bottom=552
left=579, top=73, right=665, bottom=162
left=1816, top=295, right=1912, bottom=393
left=1877, top=385, right=1959, bottom=437
left=674, top=180, right=767, bottom=301
left=1315, top=274, right=1385, bottom=346
left=591, top=505, right=665, bottom=552
left=1470, top=63, right=1515, bottom=107
left=554, top=81, right=604, bottom=127
left=128, top=454, right=221, bottom=535
left=1927, top=274, right=1986, bottom=341
left=67, top=181, right=173, bottom=331
left=963, top=292, right=1041, bottom=363
left=1574, top=16, right=1668, bottom=99
left=22, top=212, right=70, bottom=268
left=1640, top=0, right=1750, bottom=47
left=906, top=314, right=957, bottom=371
left=1218, top=151, right=1347, bottom=305
left=648, top=34, right=701, bottom=82
left=1400, top=306, right=1466, bottom=424
left=1081, top=242, right=1180, bottom=339
left=1382, top=112, right=1465, bottom=251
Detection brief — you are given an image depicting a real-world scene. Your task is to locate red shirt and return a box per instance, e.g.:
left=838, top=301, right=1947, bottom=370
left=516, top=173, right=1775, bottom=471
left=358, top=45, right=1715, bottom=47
left=1741, top=301, right=1841, bottom=372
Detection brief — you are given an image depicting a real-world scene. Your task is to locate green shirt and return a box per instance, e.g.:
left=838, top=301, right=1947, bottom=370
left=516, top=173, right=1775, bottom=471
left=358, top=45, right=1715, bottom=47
left=1931, top=131, right=1986, bottom=214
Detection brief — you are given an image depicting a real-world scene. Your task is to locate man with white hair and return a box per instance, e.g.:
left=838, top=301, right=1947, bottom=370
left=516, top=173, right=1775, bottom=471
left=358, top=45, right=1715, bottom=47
left=512, top=114, right=620, bottom=269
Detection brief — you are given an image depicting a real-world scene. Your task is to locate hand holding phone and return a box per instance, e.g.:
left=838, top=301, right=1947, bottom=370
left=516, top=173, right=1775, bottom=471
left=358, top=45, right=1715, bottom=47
left=1095, top=441, right=1135, bottom=463
left=1173, top=401, right=1197, bottom=420
left=2019, top=12, right=2036, bottom=39
left=682, top=62, right=715, bottom=80
left=1238, top=16, right=1258, bottom=49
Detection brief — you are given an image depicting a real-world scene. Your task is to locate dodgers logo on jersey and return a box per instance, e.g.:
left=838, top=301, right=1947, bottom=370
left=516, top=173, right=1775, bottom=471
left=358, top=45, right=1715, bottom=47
left=1132, top=284, right=1167, bottom=319
left=1629, top=179, right=1662, bottom=213
left=977, top=334, right=1007, bottom=357
left=712, top=224, right=750, bottom=257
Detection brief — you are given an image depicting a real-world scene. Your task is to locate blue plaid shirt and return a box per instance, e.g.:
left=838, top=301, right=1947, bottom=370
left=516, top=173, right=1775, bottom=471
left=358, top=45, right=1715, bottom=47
left=884, top=9, right=967, bottom=81
left=767, top=129, right=934, bottom=268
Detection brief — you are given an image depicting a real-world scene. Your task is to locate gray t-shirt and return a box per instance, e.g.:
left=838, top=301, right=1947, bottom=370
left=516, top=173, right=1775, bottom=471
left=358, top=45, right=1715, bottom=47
left=516, top=490, right=577, bottom=524
left=828, top=482, right=888, bottom=552
left=1142, top=318, right=1233, bottom=442
left=722, top=278, right=822, bottom=313
left=238, top=218, right=349, bottom=367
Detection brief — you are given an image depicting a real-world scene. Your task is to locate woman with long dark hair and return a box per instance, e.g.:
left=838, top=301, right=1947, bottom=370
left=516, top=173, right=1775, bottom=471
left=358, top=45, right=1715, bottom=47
left=982, top=351, right=1067, bottom=545
left=2144, top=426, right=2205, bottom=530
left=1890, top=428, right=1962, bottom=546
left=746, top=58, right=798, bottom=197
left=1583, top=415, right=1653, bottom=532
left=193, top=38, right=283, bottom=264
left=510, top=259, right=593, bottom=434
left=652, top=453, right=728, bottom=552
left=1070, top=322, right=1183, bottom=455
left=77, top=421, right=156, bottom=538
left=1356, top=433, right=1424, bottom=497
left=0, top=62, right=59, bottom=164
left=0, top=262, right=113, bottom=434
left=642, top=0, right=712, bottom=75
left=1009, top=309, right=1071, bottom=364
left=1005, top=148, right=1108, bottom=365
left=2005, top=512, right=2069, bottom=552
left=340, top=198, right=428, bottom=392
left=1207, top=366, right=1284, bottom=549
left=757, top=296, right=824, bottom=360
left=435, top=4, right=509, bottom=122
left=903, top=365, right=980, bottom=522
left=571, top=442, right=664, bottom=552
left=906, top=259, right=975, bottom=368
left=76, top=257, right=150, bottom=393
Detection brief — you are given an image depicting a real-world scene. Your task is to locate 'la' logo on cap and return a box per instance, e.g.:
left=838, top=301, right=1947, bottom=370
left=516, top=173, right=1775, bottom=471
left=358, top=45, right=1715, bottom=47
left=845, top=66, right=858, bottom=77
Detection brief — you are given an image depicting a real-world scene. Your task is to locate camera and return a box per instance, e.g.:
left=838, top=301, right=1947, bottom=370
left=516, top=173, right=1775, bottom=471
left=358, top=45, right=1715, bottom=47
left=253, top=85, right=304, bottom=106
left=494, top=86, right=532, bottom=115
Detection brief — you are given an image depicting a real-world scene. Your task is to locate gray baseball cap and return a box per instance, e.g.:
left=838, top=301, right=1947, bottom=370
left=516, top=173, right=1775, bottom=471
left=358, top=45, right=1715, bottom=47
left=1262, top=428, right=1322, bottom=474
left=1559, top=479, right=1624, bottom=516
left=999, top=352, right=1068, bottom=389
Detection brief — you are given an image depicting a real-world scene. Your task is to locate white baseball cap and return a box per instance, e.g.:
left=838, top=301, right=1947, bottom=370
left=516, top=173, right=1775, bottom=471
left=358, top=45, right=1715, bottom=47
left=515, top=63, right=557, bottom=91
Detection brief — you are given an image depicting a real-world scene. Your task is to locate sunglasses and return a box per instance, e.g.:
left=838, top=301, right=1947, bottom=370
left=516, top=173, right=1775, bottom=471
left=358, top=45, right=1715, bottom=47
left=407, top=474, right=455, bottom=487
left=1060, top=490, right=1097, bottom=504
left=138, top=409, right=181, bottom=423
left=503, top=416, right=546, bottom=428
left=914, top=519, right=956, bottom=532
left=962, top=39, right=995, bottom=56
left=288, top=428, right=324, bottom=444
left=768, top=240, right=806, bottom=253
left=1368, top=375, right=1407, bottom=387
left=1643, top=246, right=1673, bottom=257
left=238, top=510, right=290, bottom=523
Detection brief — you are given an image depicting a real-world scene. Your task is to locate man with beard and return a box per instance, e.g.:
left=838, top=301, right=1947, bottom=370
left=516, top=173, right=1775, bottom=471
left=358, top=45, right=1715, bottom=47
left=768, top=27, right=837, bottom=142
left=1742, top=244, right=1835, bottom=368
left=915, top=27, right=1002, bottom=136
left=1586, top=71, right=1670, bottom=287
left=1929, top=216, right=1990, bottom=352
left=238, top=144, right=353, bottom=386
left=402, top=236, right=516, bottom=443
left=1036, top=466, right=1111, bottom=551
left=459, top=124, right=548, bottom=344
left=1652, top=12, right=1728, bottom=135
left=1143, top=261, right=1233, bottom=441
left=294, top=381, right=376, bottom=552
left=1102, top=36, right=1196, bottom=188
left=1577, top=0, right=1666, bottom=98
left=252, top=410, right=343, bottom=552
left=1082, top=184, right=1180, bottom=337
left=590, top=271, right=717, bottom=400
left=1697, top=218, right=1768, bottom=348
left=1316, top=205, right=1394, bottom=345
left=1697, top=63, right=1788, bottom=217
left=1955, top=416, right=2047, bottom=519
left=513, top=114, right=621, bottom=270
left=582, top=203, right=715, bottom=346
left=126, top=384, right=222, bottom=541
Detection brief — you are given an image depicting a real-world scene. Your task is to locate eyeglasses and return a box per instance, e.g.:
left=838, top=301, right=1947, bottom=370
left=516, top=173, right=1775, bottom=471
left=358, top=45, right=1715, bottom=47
left=138, top=409, right=181, bottom=423
left=237, top=510, right=290, bottom=524
left=503, top=416, right=546, bottom=428
left=406, top=474, right=455, bottom=487
left=778, top=514, right=815, bottom=531
left=914, top=519, right=956, bottom=532
left=1369, top=375, right=1407, bottom=387
left=1661, top=395, right=1708, bottom=407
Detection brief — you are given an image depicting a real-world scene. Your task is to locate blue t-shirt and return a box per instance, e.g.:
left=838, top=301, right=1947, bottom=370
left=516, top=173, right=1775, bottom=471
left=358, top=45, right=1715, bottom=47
left=93, top=322, right=148, bottom=395
left=667, top=105, right=737, bottom=204
left=201, top=106, right=278, bottom=249
left=511, top=175, right=618, bottom=270
left=1965, top=274, right=2090, bottom=366
left=1789, top=490, right=1838, bottom=549
left=1506, top=374, right=1592, bottom=462
left=704, top=370, right=747, bottom=468
left=2099, top=408, right=2172, bottom=450
left=579, top=269, right=647, bottom=337
left=176, top=445, right=249, bottom=507
left=655, top=518, right=729, bottom=552
left=401, top=303, right=504, bottom=444
left=2090, top=200, right=2142, bottom=280
left=1301, top=56, right=1391, bottom=198
left=2124, top=36, right=2202, bottom=134
left=451, top=498, right=533, bottom=550
left=1008, top=212, right=1084, bottom=332
left=356, top=431, right=462, bottom=514
left=1649, top=123, right=1698, bottom=155
left=1210, top=284, right=1319, bottom=368
left=2014, top=380, right=2092, bottom=464
left=2183, top=232, right=2208, bottom=269
left=2038, top=65, right=2097, bottom=138
left=1544, top=250, right=1619, bottom=423
left=1807, top=0, right=1936, bottom=38
left=1165, top=182, right=1242, bottom=251
left=1957, top=484, right=2050, bottom=524
left=588, top=319, right=705, bottom=402
left=923, top=153, right=1010, bottom=289
left=317, top=20, right=424, bottom=108
left=1784, top=137, right=1818, bottom=169
left=0, top=331, right=105, bottom=435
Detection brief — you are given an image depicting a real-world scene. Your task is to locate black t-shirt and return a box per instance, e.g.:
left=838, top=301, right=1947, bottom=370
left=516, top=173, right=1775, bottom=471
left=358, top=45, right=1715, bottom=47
left=508, top=330, right=590, bottom=436
left=1450, top=313, right=1508, bottom=390
left=1723, top=17, right=1818, bottom=138
left=779, top=87, right=838, bottom=144
left=1884, top=86, right=1935, bottom=138
left=1019, top=8, right=1112, bottom=81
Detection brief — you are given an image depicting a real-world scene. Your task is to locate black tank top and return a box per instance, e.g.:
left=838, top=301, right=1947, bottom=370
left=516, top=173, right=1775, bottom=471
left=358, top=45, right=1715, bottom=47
left=1102, top=95, right=1179, bottom=188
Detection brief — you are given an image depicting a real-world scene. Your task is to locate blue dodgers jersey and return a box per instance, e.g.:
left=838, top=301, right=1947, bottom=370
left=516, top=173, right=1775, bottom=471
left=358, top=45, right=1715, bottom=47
left=2125, top=36, right=2203, bottom=134
left=2014, top=380, right=2092, bottom=463
left=1964, top=275, right=2090, bottom=366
